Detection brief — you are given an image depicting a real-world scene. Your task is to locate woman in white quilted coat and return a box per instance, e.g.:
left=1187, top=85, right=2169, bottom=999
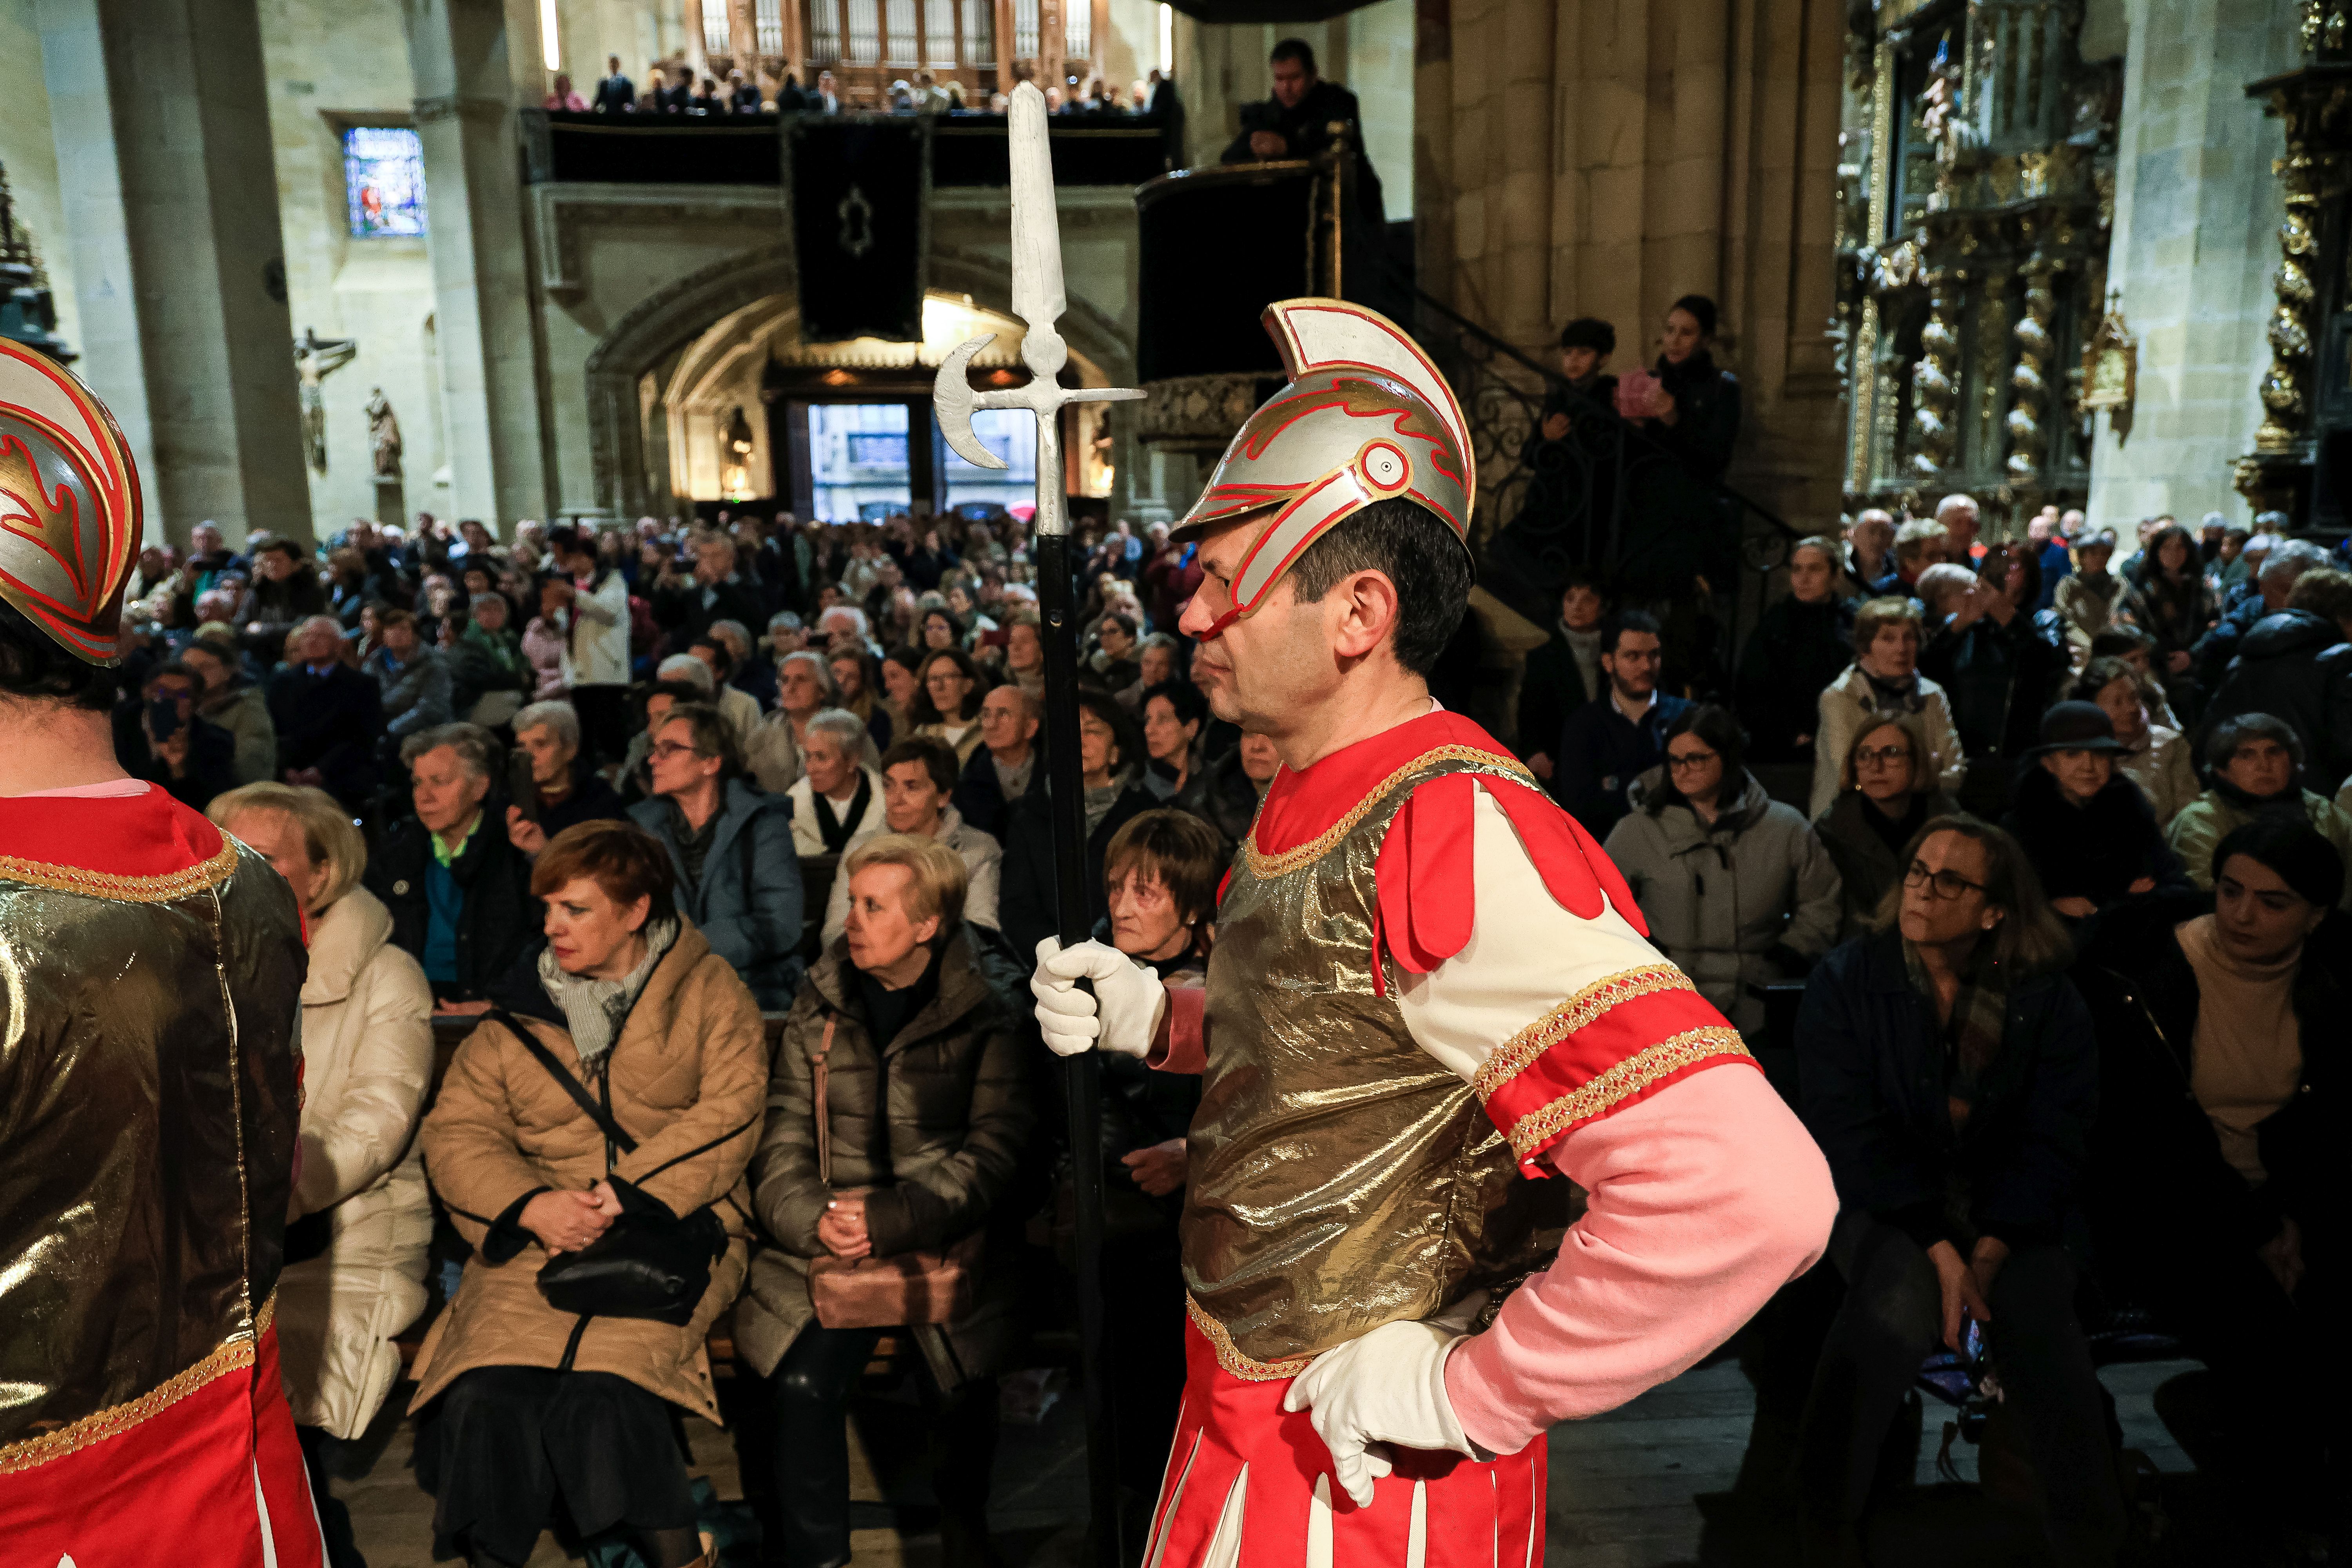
left=212, top=782, right=436, bottom=1561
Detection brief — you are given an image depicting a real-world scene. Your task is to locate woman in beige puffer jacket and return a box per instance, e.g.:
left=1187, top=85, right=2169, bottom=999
left=212, top=784, right=437, bottom=1555
left=410, top=820, right=766, bottom=1568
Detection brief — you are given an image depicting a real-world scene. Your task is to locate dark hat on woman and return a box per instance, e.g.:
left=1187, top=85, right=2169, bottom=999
left=2028, top=700, right=2124, bottom=756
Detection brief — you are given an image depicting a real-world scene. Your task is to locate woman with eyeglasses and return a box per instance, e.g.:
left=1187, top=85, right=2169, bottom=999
left=2075, top=820, right=2350, bottom=1560
left=1810, top=596, right=1968, bottom=817
left=911, top=646, right=990, bottom=767
left=1813, top=715, right=1961, bottom=938
left=1794, top=817, right=2122, bottom=1567
left=1601, top=705, right=1843, bottom=1037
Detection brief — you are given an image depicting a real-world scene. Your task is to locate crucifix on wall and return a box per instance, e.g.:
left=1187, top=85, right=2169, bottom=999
left=293, top=327, right=358, bottom=474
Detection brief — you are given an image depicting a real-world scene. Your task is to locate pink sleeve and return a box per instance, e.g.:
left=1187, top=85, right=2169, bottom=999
left=1145, top=984, right=1207, bottom=1075
left=1443, top=1063, right=1838, bottom=1456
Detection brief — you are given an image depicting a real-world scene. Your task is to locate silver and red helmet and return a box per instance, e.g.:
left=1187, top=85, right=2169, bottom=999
left=0, top=339, right=140, bottom=664
left=1172, top=298, right=1473, bottom=628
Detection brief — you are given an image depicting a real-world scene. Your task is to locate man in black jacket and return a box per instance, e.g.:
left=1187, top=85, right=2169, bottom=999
left=1219, top=38, right=1384, bottom=225
left=1552, top=612, right=1689, bottom=837
left=112, top=660, right=237, bottom=811
left=1916, top=559, right=2070, bottom=811
left=951, top=683, right=1042, bottom=840
left=592, top=54, right=634, bottom=112
left=366, top=722, right=537, bottom=1005
left=267, top=615, right=381, bottom=811
left=2200, top=566, right=2352, bottom=794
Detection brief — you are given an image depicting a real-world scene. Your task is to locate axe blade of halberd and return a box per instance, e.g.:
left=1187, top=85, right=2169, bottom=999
left=930, top=81, right=1142, bottom=510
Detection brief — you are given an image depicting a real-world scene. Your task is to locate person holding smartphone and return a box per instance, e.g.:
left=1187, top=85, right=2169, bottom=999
left=113, top=658, right=239, bottom=810
left=1794, top=818, right=2121, bottom=1566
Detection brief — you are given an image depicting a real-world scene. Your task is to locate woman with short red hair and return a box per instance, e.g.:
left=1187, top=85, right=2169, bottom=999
left=410, top=819, right=766, bottom=1568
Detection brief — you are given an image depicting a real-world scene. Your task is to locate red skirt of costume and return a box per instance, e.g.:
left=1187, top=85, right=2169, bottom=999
left=1143, top=1319, right=1544, bottom=1568
left=0, top=1311, right=323, bottom=1565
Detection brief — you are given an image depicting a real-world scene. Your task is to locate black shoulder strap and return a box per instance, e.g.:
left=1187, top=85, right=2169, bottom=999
left=491, top=1006, right=640, bottom=1154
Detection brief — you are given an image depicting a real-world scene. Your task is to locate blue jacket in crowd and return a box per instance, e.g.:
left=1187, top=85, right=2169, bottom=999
left=628, top=780, right=804, bottom=1007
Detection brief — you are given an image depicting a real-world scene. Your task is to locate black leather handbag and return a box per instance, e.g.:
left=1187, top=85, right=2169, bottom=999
left=495, top=1008, right=749, bottom=1327
left=537, top=1178, right=727, bottom=1326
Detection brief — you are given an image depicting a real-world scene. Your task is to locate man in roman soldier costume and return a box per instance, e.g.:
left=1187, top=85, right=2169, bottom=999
left=0, top=339, right=323, bottom=1563
left=1034, top=299, right=1838, bottom=1564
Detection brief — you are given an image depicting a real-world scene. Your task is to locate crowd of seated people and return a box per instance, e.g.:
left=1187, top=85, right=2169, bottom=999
left=1534, top=490, right=2352, bottom=1561
left=117, top=486, right=2352, bottom=1564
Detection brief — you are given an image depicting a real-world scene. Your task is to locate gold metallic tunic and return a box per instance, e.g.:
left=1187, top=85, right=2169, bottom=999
left=0, top=839, right=307, bottom=1450
left=1182, top=750, right=1566, bottom=1377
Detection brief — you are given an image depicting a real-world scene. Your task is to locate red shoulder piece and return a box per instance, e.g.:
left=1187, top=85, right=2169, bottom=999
left=1372, top=772, right=1474, bottom=987
left=1370, top=771, right=1651, bottom=989
left=0, top=787, right=227, bottom=880
left=1477, top=775, right=1650, bottom=938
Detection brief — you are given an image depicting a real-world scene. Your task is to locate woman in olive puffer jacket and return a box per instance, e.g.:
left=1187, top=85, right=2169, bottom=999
left=737, top=834, right=1035, bottom=1568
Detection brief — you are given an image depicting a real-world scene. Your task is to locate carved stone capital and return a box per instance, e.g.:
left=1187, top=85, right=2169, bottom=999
left=1135, top=374, right=1276, bottom=453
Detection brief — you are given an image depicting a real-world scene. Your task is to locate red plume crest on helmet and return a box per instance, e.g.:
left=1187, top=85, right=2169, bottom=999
left=1171, top=299, right=1474, bottom=627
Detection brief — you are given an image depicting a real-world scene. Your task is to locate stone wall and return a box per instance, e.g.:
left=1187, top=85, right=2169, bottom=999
left=2085, top=0, right=2301, bottom=532
left=260, top=0, right=445, bottom=535
left=0, top=0, right=80, bottom=359
left=1415, top=0, right=1847, bottom=538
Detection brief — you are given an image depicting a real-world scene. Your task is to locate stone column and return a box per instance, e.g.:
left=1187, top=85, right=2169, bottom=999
left=728, top=0, right=757, bottom=67
left=685, top=0, right=711, bottom=80
left=36, top=0, right=311, bottom=546
left=2087, top=0, right=2302, bottom=529
left=1413, top=0, right=1453, bottom=307
left=405, top=0, right=551, bottom=534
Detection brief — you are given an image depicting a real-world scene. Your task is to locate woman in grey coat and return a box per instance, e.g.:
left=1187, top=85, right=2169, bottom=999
left=1603, top=705, right=1844, bottom=1037
left=737, top=834, right=1033, bottom=1568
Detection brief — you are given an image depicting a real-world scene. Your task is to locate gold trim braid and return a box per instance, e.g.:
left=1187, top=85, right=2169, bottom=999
left=1187, top=1295, right=1320, bottom=1381
left=1472, top=964, right=1697, bottom=1103
left=0, top=838, right=241, bottom=903
left=1504, top=1027, right=1752, bottom=1161
left=0, top=1292, right=276, bottom=1476
left=1240, top=744, right=1533, bottom=880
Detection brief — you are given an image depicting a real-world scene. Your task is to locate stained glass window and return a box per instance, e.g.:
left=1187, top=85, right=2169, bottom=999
left=343, top=127, right=426, bottom=240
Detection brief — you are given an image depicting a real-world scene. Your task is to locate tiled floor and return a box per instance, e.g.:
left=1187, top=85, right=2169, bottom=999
left=338, top=1356, right=2205, bottom=1566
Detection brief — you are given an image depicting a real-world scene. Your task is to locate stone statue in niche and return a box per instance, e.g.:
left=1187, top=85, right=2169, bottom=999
left=293, top=327, right=358, bottom=474
left=365, top=388, right=403, bottom=481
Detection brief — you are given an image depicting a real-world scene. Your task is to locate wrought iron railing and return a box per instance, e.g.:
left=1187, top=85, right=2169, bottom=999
left=1405, top=281, right=1803, bottom=658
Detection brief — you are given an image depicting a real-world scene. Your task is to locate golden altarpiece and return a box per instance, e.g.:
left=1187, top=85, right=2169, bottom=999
left=2238, top=3, right=2352, bottom=525
left=1837, top=0, right=2122, bottom=525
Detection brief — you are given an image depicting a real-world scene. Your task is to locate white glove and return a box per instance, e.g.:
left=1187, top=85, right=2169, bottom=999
left=1281, top=1294, right=1487, bottom=1508
left=1029, top=937, right=1165, bottom=1059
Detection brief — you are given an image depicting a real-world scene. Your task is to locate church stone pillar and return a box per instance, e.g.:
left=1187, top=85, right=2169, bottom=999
left=405, top=0, right=551, bottom=534
left=36, top=0, right=310, bottom=546
left=2089, top=0, right=2302, bottom=531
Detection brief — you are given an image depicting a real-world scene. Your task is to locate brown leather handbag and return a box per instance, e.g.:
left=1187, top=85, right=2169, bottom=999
left=804, top=1012, right=985, bottom=1330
